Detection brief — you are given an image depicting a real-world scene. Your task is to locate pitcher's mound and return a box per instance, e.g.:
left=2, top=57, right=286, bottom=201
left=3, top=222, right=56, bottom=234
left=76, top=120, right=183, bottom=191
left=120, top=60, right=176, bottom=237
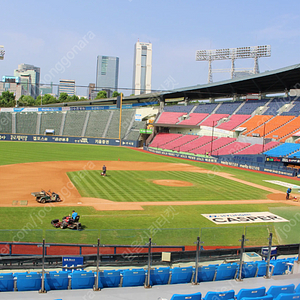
left=153, top=180, right=193, bottom=187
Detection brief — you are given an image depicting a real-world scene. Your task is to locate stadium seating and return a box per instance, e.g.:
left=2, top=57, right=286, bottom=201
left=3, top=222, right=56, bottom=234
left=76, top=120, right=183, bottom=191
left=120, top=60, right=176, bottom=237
left=194, top=103, right=218, bottom=114
left=161, top=134, right=199, bottom=151
left=200, top=114, right=229, bottom=127
left=40, top=111, right=63, bottom=135
left=296, top=284, right=300, bottom=293
left=196, top=265, right=218, bottom=282
left=180, top=136, right=217, bottom=153
left=171, top=292, right=202, bottom=300
left=275, top=293, right=300, bottom=300
left=16, top=112, right=37, bottom=134
left=236, top=287, right=266, bottom=300
left=44, top=271, right=69, bottom=291
left=15, top=272, right=42, bottom=291
left=236, top=99, right=268, bottom=115
left=214, top=101, right=243, bottom=114
left=148, top=267, right=170, bottom=286
left=217, top=114, right=251, bottom=131
left=0, top=112, right=12, bottom=133
left=214, top=263, right=238, bottom=281
left=192, top=137, right=236, bottom=155
left=84, top=110, right=111, bottom=138
left=121, top=269, right=146, bottom=287
left=99, top=269, right=121, bottom=288
left=170, top=266, right=193, bottom=284
left=267, top=284, right=295, bottom=298
left=256, top=261, right=267, bottom=277
left=70, top=271, right=95, bottom=289
left=235, top=141, right=280, bottom=155
left=63, top=111, right=88, bottom=137
left=164, top=104, right=194, bottom=113
left=270, top=260, right=289, bottom=275
left=240, top=296, right=273, bottom=300
left=204, top=290, right=235, bottom=300
left=0, top=273, right=14, bottom=292
left=262, top=97, right=291, bottom=115
left=156, top=112, right=186, bottom=124
left=249, top=116, right=295, bottom=138
left=149, top=133, right=182, bottom=148
left=178, top=113, right=209, bottom=125
left=212, top=141, right=251, bottom=156
left=264, top=143, right=300, bottom=157
left=240, top=262, right=258, bottom=279
left=241, top=115, right=273, bottom=136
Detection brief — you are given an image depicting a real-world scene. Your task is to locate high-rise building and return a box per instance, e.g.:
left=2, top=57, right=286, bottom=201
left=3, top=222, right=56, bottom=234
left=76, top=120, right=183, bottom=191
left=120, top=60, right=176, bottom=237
left=14, top=63, right=40, bottom=98
left=96, top=56, right=119, bottom=96
left=132, top=41, right=152, bottom=95
left=58, top=79, right=75, bottom=96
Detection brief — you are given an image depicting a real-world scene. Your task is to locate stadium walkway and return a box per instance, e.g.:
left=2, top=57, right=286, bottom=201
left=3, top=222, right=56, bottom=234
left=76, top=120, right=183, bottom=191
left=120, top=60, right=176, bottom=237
left=4, top=273, right=300, bottom=300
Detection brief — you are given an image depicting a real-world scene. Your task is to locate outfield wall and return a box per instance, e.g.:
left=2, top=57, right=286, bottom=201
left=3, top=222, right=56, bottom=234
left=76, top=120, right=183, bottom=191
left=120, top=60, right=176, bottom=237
left=0, top=133, right=139, bottom=147
left=145, top=147, right=296, bottom=177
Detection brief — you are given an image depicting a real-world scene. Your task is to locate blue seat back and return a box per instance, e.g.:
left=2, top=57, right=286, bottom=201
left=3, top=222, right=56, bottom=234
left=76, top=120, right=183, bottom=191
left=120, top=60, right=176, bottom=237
left=296, top=284, right=300, bottom=293
left=204, top=290, right=235, bottom=300
left=256, top=261, right=267, bottom=277
left=171, top=292, right=202, bottom=300
left=122, top=269, right=145, bottom=287
left=197, top=265, right=217, bottom=282
left=44, top=271, right=69, bottom=291
left=241, top=262, right=258, bottom=278
left=99, top=270, right=121, bottom=288
left=215, top=264, right=238, bottom=281
left=275, top=293, right=300, bottom=300
left=16, top=272, right=41, bottom=291
left=0, top=273, right=14, bottom=292
left=70, top=271, right=95, bottom=289
left=150, top=267, right=170, bottom=285
left=236, top=287, right=266, bottom=300
left=267, top=284, right=295, bottom=298
left=271, top=260, right=289, bottom=275
left=170, top=266, right=193, bottom=284
left=240, top=295, right=273, bottom=300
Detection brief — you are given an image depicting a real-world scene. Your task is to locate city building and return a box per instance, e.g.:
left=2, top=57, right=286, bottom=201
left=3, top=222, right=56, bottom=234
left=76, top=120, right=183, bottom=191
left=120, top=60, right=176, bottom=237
left=58, top=79, right=76, bottom=96
left=14, top=63, right=40, bottom=98
left=0, top=76, right=24, bottom=100
left=88, top=83, right=96, bottom=100
left=40, top=83, right=53, bottom=96
left=96, top=55, right=119, bottom=97
left=132, top=40, right=152, bottom=95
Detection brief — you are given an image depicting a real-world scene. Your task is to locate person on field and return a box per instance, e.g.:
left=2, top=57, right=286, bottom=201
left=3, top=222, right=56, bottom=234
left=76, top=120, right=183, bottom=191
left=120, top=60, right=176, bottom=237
left=101, top=165, right=107, bottom=176
left=286, top=187, right=292, bottom=200
left=71, top=210, right=78, bottom=220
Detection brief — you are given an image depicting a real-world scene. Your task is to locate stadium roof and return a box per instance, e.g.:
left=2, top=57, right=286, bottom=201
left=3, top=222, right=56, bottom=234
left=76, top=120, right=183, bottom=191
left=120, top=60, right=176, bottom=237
left=44, top=63, right=300, bottom=107
left=161, top=63, right=300, bottom=100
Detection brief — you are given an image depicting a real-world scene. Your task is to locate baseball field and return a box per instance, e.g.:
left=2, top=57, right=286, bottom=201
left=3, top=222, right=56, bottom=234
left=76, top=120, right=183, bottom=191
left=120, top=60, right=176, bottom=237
left=0, top=141, right=300, bottom=247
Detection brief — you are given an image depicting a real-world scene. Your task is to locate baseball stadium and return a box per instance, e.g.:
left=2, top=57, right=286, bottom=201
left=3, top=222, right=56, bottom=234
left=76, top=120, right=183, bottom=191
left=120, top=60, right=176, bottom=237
left=0, top=64, right=300, bottom=299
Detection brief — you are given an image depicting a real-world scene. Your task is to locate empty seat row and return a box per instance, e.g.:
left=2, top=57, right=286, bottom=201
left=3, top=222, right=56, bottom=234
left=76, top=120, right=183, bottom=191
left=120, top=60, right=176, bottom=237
left=170, top=284, right=300, bottom=300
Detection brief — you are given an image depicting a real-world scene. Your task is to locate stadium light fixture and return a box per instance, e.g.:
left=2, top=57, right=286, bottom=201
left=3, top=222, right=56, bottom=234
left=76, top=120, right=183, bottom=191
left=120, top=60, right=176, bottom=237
left=196, top=45, right=271, bottom=83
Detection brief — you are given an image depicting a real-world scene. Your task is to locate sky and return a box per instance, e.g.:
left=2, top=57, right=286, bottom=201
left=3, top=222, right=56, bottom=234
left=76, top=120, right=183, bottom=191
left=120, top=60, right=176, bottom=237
left=1, top=0, right=300, bottom=96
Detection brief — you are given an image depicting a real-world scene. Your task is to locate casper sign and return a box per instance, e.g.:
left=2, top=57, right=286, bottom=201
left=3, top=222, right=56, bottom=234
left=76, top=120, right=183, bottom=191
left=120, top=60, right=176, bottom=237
left=202, top=212, right=288, bottom=224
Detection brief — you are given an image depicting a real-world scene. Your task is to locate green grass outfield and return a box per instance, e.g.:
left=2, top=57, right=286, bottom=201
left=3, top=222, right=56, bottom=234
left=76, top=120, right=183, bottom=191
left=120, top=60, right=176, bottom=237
left=0, top=141, right=300, bottom=246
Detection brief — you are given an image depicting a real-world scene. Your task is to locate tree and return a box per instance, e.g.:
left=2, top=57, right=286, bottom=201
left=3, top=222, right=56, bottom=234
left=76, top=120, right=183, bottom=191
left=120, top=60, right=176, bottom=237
left=69, top=95, right=79, bottom=102
left=58, top=93, right=69, bottom=103
left=112, top=91, right=120, bottom=97
left=95, top=90, right=107, bottom=99
left=18, top=95, right=35, bottom=106
left=0, top=91, right=15, bottom=107
left=36, top=94, right=58, bottom=105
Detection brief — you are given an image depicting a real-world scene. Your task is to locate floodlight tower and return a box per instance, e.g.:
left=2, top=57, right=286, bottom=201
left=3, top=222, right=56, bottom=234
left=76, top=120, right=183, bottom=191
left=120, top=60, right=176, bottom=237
left=0, top=46, right=5, bottom=60
left=196, top=45, right=271, bottom=83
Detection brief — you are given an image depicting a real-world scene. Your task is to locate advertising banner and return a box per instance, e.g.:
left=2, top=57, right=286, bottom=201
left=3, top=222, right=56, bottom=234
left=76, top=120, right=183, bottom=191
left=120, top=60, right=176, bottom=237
left=201, top=212, right=289, bottom=224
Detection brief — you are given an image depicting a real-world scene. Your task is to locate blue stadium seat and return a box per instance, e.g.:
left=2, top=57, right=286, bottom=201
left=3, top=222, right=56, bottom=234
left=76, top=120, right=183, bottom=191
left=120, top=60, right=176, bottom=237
left=197, top=265, right=218, bottom=282
left=267, top=284, right=295, bottom=298
left=274, top=293, right=300, bottom=300
left=121, top=269, right=145, bottom=287
left=44, top=271, right=69, bottom=291
left=170, top=266, right=193, bottom=284
left=256, top=261, right=267, bottom=277
left=99, top=270, right=121, bottom=288
left=70, top=271, right=95, bottom=289
left=214, top=264, right=238, bottom=281
left=0, top=273, right=14, bottom=292
left=271, top=260, right=289, bottom=275
left=204, top=289, right=235, bottom=300
left=241, top=262, right=258, bottom=278
left=15, top=272, right=42, bottom=291
left=296, top=284, right=300, bottom=293
left=171, top=292, right=202, bottom=300
left=240, top=295, right=273, bottom=300
left=236, top=287, right=266, bottom=300
left=149, top=267, right=170, bottom=286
